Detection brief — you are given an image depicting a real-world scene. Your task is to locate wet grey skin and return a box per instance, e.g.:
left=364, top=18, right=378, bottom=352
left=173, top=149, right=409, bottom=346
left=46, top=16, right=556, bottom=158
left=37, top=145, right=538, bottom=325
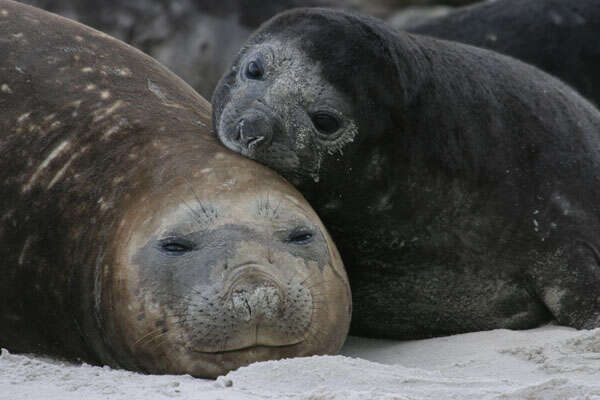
left=212, top=8, right=600, bottom=339
left=0, top=0, right=350, bottom=378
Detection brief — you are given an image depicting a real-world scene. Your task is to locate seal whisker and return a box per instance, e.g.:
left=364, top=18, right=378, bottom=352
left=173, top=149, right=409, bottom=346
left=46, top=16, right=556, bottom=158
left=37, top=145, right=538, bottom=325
left=184, top=178, right=219, bottom=224
left=152, top=334, right=174, bottom=350
left=296, top=270, right=323, bottom=286
left=180, top=197, right=206, bottom=227
left=304, top=325, right=327, bottom=348
left=135, top=327, right=169, bottom=346
left=273, top=197, right=282, bottom=219
left=305, top=279, right=335, bottom=291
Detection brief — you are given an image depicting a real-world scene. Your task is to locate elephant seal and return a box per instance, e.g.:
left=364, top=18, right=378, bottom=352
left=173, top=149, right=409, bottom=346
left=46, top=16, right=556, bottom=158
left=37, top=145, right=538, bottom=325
left=409, top=0, right=600, bottom=106
left=0, top=0, right=351, bottom=378
left=212, top=8, right=600, bottom=339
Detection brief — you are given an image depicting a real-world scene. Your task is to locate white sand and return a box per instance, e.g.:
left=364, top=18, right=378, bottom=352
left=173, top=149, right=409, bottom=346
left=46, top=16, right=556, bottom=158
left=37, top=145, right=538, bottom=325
left=2, top=324, right=600, bottom=400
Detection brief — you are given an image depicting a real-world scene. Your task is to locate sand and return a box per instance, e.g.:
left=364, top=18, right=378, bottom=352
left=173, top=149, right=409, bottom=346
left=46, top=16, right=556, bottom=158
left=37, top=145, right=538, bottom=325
left=2, top=324, right=600, bottom=400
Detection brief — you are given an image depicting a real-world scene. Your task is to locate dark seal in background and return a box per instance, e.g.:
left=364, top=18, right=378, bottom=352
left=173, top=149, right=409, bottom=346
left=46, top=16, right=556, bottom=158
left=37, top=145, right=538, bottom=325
left=409, top=0, right=600, bottom=106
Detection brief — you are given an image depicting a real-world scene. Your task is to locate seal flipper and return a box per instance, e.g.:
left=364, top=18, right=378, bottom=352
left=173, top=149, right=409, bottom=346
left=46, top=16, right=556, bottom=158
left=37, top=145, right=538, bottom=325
left=530, top=240, right=600, bottom=329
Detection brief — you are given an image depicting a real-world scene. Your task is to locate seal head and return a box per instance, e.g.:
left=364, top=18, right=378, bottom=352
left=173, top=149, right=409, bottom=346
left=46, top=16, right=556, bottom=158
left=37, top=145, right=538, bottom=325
left=0, top=0, right=350, bottom=379
left=212, top=9, right=400, bottom=187
left=99, top=156, right=351, bottom=378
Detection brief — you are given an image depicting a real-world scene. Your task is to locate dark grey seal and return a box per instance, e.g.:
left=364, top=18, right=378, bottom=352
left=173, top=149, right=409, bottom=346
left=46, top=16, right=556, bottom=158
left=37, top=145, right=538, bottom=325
left=213, top=8, right=600, bottom=339
left=409, top=0, right=600, bottom=105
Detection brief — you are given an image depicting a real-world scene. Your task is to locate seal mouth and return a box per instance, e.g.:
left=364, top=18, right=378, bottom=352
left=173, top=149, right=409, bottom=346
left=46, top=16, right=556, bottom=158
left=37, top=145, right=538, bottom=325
left=183, top=262, right=311, bottom=353
left=190, top=341, right=304, bottom=355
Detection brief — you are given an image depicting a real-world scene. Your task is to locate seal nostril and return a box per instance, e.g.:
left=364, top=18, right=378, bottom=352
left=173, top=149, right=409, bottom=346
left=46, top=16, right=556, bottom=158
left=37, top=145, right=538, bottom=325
left=234, top=112, right=273, bottom=151
left=236, top=118, right=265, bottom=149
left=230, top=275, right=284, bottom=323
left=235, top=119, right=244, bottom=143
left=246, top=135, right=264, bottom=147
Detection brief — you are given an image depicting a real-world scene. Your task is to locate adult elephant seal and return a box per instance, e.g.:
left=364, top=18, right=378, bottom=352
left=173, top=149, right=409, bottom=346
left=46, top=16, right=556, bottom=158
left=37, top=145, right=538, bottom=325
left=0, top=0, right=350, bottom=378
left=213, top=8, right=600, bottom=339
left=409, top=0, right=600, bottom=106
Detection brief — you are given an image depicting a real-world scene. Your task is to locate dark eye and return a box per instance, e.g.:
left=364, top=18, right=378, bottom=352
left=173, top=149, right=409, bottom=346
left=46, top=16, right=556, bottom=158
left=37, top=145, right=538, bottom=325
left=158, top=237, right=195, bottom=255
left=286, top=229, right=314, bottom=245
left=311, top=112, right=341, bottom=135
left=245, top=59, right=264, bottom=79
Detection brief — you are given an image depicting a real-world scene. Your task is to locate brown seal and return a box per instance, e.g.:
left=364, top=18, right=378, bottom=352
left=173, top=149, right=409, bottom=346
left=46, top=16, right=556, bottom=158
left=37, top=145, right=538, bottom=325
left=0, top=0, right=351, bottom=378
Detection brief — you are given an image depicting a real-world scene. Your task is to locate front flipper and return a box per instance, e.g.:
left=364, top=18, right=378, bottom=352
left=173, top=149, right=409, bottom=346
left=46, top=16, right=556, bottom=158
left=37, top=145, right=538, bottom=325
left=530, top=240, right=600, bottom=329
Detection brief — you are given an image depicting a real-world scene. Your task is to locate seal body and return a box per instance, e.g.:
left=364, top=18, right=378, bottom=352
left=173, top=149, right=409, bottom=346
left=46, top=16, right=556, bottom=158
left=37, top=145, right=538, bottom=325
left=213, top=8, right=600, bottom=339
left=0, top=1, right=351, bottom=378
left=409, top=0, right=600, bottom=106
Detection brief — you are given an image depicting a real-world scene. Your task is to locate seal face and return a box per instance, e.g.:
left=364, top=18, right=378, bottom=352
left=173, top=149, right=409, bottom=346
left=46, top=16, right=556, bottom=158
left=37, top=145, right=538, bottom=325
left=215, top=39, right=360, bottom=185
left=112, top=176, right=350, bottom=377
left=213, top=8, right=600, bottom=338
left=0, top=0, right=350, bottom=378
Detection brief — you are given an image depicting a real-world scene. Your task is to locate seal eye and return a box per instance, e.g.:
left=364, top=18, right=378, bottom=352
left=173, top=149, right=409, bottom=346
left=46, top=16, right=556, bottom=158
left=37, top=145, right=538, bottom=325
left=246, top=59, right=264, bottom=79
left=158, top=237, right=195, bottom=255
left=286, top=229, right=314, bottom=245
left=311, top=112, right=341, bottom=135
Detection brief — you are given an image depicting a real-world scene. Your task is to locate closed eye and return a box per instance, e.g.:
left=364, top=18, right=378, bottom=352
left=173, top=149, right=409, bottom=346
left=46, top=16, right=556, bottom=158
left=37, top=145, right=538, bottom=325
left=285, top=229, right=314, bottom=245
left=158, top=237, right=196, bottom=255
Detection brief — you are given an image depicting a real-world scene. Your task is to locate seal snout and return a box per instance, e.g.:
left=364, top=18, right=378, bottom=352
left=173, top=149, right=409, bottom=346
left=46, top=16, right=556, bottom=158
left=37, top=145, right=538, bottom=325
left=228, top=266, right=285, bottom=324
left=231, top=282, right=282, bottom=323
left=233, top=111, right=273, bottom=152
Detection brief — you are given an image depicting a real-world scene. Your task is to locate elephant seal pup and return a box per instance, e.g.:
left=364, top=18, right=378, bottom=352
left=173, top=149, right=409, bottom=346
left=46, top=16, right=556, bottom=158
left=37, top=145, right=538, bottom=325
left=0, top=0, right=350, bottom=378
left=213, top=8, right=600, bottom=339
left=409, top=0, right=600, bottom=106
